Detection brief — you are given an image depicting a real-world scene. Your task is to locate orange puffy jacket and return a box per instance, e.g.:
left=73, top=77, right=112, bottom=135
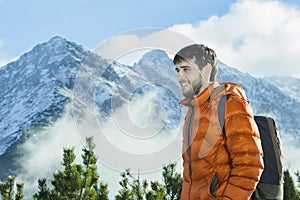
left=180, top=82, right=264, bottom=200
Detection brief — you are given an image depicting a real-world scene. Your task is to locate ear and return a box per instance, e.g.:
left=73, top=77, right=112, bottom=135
left=204, top=63, right=212, bottom=79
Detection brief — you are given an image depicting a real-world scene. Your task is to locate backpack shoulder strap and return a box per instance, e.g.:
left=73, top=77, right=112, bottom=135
left=218, top=94, right=232, bottom=138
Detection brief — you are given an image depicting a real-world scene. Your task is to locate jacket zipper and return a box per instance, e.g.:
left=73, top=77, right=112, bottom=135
left=188, top=105, right=195, bottom=183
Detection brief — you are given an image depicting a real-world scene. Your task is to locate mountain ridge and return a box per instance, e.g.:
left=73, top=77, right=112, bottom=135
left=0, top=36, right=300, bottom=179
left=0, top=36, right=92, bottom=155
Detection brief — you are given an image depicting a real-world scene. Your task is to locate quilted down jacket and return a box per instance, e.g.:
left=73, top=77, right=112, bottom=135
left=180, top=82, right=264, bottom=200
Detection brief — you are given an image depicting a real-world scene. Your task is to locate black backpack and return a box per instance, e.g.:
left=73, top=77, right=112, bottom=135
left=218, top=95, right=284, bottom=200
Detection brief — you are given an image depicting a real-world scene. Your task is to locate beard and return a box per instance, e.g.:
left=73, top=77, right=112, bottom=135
left=191, top=78, right=202, bottom=96
left=181, top=77, right=203, bottom=98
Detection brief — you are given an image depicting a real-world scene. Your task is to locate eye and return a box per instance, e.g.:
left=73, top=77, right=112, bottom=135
left=175, top=68, right=179, bottom=73
left=183, top=67, right=191, bottom=72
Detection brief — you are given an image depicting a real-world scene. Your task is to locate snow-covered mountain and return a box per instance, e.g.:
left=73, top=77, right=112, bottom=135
left=265, top=76, right=300, bottom=102
left=0, top=36, right=299, bottom=179
left=0, top=37, right=183, bottom=175
left=0, top=36, right=88, bottom=153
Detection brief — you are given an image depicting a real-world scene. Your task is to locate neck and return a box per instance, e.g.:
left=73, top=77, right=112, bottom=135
left=193, top=81, right=219, bottom=98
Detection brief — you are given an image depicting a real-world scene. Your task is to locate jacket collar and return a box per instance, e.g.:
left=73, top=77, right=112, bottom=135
left=180, top=82, right=224, bottom=107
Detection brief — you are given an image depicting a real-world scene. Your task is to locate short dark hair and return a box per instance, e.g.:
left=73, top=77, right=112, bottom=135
left=173, top=44, right=218, bottom=82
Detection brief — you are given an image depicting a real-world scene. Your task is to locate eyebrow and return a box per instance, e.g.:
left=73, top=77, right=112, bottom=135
left=175, top=65, right=192, bottom=71
left=180, top=65, right=191, bottom=69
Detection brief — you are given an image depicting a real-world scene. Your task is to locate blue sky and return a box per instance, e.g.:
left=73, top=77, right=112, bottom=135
left=1, top=1, right=300, bottom=195
left=0, top=0, right=236, bottom=58
left=1, top=0, right=300, bottom=77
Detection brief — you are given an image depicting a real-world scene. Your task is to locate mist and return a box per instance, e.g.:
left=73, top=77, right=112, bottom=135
left=15, top=88, right=184, bottom=198
left=13, top=86, right=300, bottom=199
left=281, top=135, right=300, bottom=180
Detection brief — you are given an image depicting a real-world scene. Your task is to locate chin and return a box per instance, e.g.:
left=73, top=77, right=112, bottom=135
left=182, top=92, right=194, bottom=98
left=181, top=87, right=194, bottom=98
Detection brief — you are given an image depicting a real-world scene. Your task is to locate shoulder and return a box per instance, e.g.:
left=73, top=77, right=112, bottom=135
left=223, top=82, right=248, bottom=101
left=226, top=95, right=252, bottom=117
left=217, top=82, right=252, bottom=116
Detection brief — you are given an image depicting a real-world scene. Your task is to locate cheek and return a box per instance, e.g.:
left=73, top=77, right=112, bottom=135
left=190, top=74, right=201, bottom=83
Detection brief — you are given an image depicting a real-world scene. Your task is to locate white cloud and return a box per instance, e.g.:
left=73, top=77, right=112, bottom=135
left=94, top=28, right=195, bottom=65
left=93, top=1, right=300, bottom=78
left=169, top=0, right=300, bottom=77
left=16, top=94, right=183, bottom=198
left=281, top=135, right=300, bottom=180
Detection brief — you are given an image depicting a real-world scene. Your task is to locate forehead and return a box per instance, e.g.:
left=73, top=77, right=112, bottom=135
left=175, top=59, right=198, bottom=69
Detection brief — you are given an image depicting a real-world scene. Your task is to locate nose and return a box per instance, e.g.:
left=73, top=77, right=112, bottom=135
left=177, top=69, right=184, bottom=80
left=177, top=74, right=186, bottom=86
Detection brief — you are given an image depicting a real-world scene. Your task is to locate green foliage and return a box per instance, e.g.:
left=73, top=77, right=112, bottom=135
left=115, top=169, right=134, bottom=200
left=295, top=170, right=300, bottom=199
left=162, top=163, right=182, bottom=200
left=15, top=183, right=25, bottom=200
left=12, top=140, right=300, bottom=200
left=51, top=147, right=82, bottom=199
left=145, top=181, right=166, bottom=200
left=97, top=182, right=109, bottom=200
left=129, top=172, right=145, bottom=200
left=0, top=176, right=25, bottom=200
left=33, top=137, right=109, bottom=200
left=0, top=176, right=15, bottom=200
left=33, top=179, right=51, bottom=200
left=115, top=168, right=167, bottom=200
left=115, top=162, right=182, bottom=200
left=296, top=170, right=300, bottom=189
left=284, top=169, right=300, bottom=200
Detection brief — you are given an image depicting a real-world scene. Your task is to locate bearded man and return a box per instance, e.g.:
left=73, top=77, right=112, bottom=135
left=174, top=44, right=264, bottom=200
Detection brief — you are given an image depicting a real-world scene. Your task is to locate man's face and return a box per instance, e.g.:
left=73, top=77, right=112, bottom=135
left=175, top=59, right=209, bottom=98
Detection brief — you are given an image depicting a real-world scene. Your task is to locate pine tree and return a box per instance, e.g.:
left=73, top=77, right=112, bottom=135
left=295, top=170, right=300, bottom=199
left=145, top=181, right=166, bottom=200
left=162, top=163, right=183, bottom=200
left=115, top=163, right=183, bottom=200
left=129, top=172, right=147, bottom=200
left=33, top=137, right=109, bottom=200
left=96, top=182, right=109, bottom=200
left=50, top=147, right=82, bottom=199
left=79, top=137, right=99, bottom=199
left=15, top=183, right=25, bottom=200
left=0, top=176, right=15, bottom=200
left=0, top=176, right=25, bottom=200
left=284, top=169, right=300, bottom=200
left=116, top=169, right=155, bottom=200
left=33, top=179, right=51, bottom=200
left=115, top=169, right=134, bottom=200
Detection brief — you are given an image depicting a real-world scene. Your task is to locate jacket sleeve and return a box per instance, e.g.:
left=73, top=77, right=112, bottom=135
left=221, top=95, right=264, bottom=199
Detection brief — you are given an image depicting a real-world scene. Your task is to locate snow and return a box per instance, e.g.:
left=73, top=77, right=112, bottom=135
left=0, top=36, right=299, bottom=169
left=47, top=54, right=67, bottom=64
left=265, top=76, right=300, bottom=102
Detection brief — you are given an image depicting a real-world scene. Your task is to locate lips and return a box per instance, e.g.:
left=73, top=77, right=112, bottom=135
left=179, top=80, right=189, bottom=87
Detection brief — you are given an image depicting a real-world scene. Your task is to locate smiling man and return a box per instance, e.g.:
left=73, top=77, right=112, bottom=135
left=173, top=44, right=264, bottom=200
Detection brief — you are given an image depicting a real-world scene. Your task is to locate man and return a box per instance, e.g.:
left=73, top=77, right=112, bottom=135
left=173, top=44, right=264, bottom=199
